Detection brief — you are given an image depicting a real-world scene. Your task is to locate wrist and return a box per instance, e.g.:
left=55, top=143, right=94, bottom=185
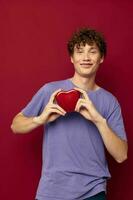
left=32, top=116, right=44, bottom=125
left=93, top=117, right=107, bottom=127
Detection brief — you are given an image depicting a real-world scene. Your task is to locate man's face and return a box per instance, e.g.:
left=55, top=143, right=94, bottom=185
left=70, top=43, right=104, bottom=78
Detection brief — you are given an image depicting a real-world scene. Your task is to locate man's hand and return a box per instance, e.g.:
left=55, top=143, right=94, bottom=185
left=74, top=87, right=128, bottom=163
left=74, top=87, right=104, bottom=124
left=11, top=89, right=66, bottom=134
left=38, top=89, right=67, bottom=124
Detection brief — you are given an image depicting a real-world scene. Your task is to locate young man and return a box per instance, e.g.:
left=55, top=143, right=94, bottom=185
left=11, top=28, right=128, bottom=200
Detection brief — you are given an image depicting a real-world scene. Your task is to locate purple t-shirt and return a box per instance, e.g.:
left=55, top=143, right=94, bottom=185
left=21, top=79, right=127, bottom=200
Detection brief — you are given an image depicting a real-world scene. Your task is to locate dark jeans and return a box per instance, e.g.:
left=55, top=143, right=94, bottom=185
left=36, top=191, right=106, bottom=200
left=84, top=191, right=106, bottom=200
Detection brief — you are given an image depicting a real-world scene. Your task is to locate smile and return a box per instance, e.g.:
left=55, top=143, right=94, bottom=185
left=80, top=63, right=93, bottom=67
left=80, top=63, right=93, bottom=65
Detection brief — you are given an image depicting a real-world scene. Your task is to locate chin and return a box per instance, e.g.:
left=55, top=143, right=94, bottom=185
left=79, top=71, right=96, bottom=78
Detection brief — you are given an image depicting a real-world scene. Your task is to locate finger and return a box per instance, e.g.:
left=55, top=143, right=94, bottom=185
left=74, top=87, right=89, bottom=100
left=75, top=98, right=85, bottom=110
left=50, top=108, right=66, bottom=116
left=54, top=104, right=67, bottom=114
left=75, top=99, right=87, bottom=111
left=49, top=89, right=62, bottom=103
left=50, top=104, right=67, bottom=114
left=75, top=99, right=82, bottom=111
left=77, top=102, right=87, bottom=112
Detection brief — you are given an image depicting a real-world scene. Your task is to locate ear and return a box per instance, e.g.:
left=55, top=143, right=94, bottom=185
left=100, top=56, right=104, bottom=64
left=70, top=56, right=74, bottom=64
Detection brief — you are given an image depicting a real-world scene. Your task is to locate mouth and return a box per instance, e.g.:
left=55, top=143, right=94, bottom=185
left=80, top=63, right=93, bottom=67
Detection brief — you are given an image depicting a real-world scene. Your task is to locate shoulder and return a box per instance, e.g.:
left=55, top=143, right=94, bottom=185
left=40, top=79, right=68, bottom=91
left=99, top=87, right=120, bottom=115
left=100, top=87, right=119, bottom=104
left=37, top=79, right=68, bottom=97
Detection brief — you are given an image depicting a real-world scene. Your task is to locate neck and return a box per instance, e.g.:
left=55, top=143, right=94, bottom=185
left=70, top=73, right=99, bottom=92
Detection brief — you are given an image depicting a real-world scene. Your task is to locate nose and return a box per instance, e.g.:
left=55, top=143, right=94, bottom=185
left=82, top=53, right=91, bottom=61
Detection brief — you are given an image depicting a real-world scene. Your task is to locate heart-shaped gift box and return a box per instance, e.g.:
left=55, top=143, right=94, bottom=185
left=55, top=89, right=81, bottom=112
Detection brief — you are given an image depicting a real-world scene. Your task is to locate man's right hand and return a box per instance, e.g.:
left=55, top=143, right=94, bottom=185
left=36, top=89, right=67, bottom=124
left=11, top=89, right=67, bottom=134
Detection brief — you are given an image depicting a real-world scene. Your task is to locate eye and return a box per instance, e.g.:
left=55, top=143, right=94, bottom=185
left=77, top=50, right=83, bottom=54
left=90, top=51, right=97, bottom=53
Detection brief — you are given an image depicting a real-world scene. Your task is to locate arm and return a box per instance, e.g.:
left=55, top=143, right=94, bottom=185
left=11, top=112, right=44, bottom=134
left=74, top=87, right=128, bottom=163
left=11, top=89, right=66, bottom=134
left=94, top=117, right=128, bottom=163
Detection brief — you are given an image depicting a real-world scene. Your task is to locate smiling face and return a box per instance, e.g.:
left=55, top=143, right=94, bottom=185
left=70, top=43, right=104, bottom=78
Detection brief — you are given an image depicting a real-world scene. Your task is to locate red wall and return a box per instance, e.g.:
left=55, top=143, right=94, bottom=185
left=0, top=0, right=132, bottom=199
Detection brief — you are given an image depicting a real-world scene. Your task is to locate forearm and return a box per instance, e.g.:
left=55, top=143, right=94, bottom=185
left=11, top=113, right=44, bottom=134
left=94, top=118, right=128, bottom=163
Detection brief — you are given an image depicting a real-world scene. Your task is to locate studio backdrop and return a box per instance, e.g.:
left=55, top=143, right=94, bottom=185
left=0, top=0, right=132, bottom=200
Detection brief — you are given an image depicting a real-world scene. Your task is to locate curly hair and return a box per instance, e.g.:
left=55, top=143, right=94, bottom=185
left=67, top=27, right=107, bottom=58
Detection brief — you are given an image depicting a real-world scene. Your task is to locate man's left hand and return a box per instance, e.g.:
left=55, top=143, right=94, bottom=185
left=74, top=87, right=104, bottom=124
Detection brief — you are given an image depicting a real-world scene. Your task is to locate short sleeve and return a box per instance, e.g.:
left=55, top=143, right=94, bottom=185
left=106, top=98, right=127, bottom=141
left=21, top=84, right=48, bottom=117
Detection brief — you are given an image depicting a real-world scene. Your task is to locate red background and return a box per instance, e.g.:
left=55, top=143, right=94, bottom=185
left=0, top=0, right=133, bottom=199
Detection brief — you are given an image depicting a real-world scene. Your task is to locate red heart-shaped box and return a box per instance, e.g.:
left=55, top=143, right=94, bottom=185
left=55, top=89, right=81, bottom=112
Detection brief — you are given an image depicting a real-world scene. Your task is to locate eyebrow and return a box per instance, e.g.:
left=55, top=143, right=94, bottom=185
left=75, top=46, right=98, bottom=50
